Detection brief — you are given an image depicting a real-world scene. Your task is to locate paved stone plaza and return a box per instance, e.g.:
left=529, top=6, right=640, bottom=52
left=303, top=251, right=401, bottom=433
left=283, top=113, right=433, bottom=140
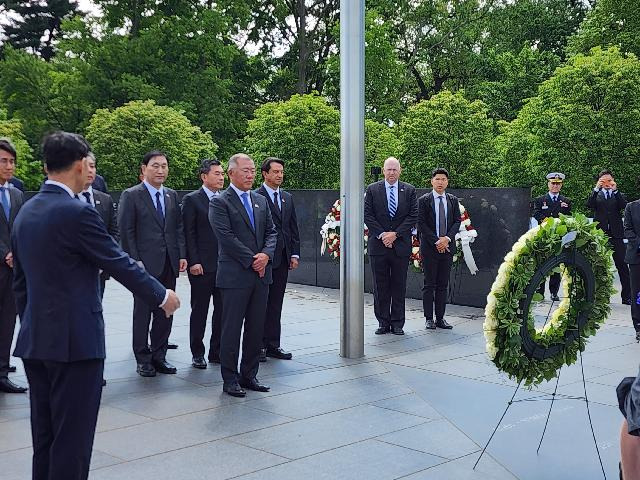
left=1, top=275, right=637, bottom=479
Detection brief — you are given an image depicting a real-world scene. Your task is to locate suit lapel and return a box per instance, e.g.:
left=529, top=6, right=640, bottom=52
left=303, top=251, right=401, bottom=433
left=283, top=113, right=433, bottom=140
left=7, top=188, right=20, bottom=225
left=198, top=188, right=210, bottom=211
left=378, top=182, right=391, bottom=220
left=261, top=185, right=282, bottom=222
left=139, top=184, right=164, bottom=229
left=228, top=189, right=256, bottom=235
left=251, top=192, right=262, bottom=240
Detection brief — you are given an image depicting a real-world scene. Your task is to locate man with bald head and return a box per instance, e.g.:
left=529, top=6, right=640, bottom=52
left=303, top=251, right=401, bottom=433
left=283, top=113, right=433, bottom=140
left=364, top=157, right=418, bottom=335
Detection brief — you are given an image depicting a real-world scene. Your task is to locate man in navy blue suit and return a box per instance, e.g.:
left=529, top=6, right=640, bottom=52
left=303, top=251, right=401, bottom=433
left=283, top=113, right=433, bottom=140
left=11, top=131, right=181, bottom=480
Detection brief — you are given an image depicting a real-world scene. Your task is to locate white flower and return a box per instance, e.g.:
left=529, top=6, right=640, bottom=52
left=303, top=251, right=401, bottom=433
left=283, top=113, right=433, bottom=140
left=487, top=342, right=498, bottom=360
left=459, top=204, right=465, bottom=214
left=504, top=251, right=516, bottom=264
left=413, top=260, right=420, bottom=268
left=484, top=329, right=497, bottom=343
left=412, top=246, right=420, bottom=254
left=329, top=233, right=337, bottom=240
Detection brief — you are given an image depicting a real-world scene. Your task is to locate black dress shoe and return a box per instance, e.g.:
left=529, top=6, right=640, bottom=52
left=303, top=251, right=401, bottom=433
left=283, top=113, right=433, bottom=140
left=192, top=356, right=207, bottom=369
left=375, top=326, right=391, bottom=335
left=153, top=360, right=177, bottom=374
left=425, top=319, right=436, bottom=330
left=266, top=347, right=292, bottom=360
left=239, top=378, right=270, bottom=392
left=137, top=363, right=156, bottom=377
left=102, top=379, right=107, bottom=387
left=623, top=298, right=632, bottom=305
left=551, top=294, right=560, bottom=302
left=391, top=326, right=405, bottom=335
left=259, top=348, right=267, bottom=362
left=435, top=319, right=453, bottom=329
left=0, top=378, right=27, bottom=393
left=8, top=365, right=16, bottom=373
left=223, top=383, right=246, bottom=397
left=167, top=342, right=178, bottom=350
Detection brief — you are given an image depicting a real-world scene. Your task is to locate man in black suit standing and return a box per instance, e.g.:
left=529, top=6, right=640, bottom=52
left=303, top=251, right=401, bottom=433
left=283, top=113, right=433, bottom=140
left=418, top=168, right=460, bottom=330
left=364, top=157, right=417, bottom=336
left=118, top=150, right=187, bottom=377
left=182, top=159, right=224, bottom=369
left=587, top=169, right=631, bottom=304
left=532, top=172, right=572, bottom=301
left=12, top=131, right=180, bottom=480
left=79, top=152, right=119, bottom=300
left=0, top=138, right=26, bottom=393
left=209, top=153, right=277, bottom=397
left=624, top=196, right=640, bottom=341
left=256, top=157, right=300, bottom=360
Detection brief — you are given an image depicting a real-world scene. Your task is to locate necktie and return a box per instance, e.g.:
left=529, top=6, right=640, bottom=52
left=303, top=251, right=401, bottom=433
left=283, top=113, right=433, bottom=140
left=241, top=192, right=255, bottom=229
left=0, top=187, right=9, bottom=220
left=273, top=191, right=281, bottom=214
left=606, top=190, right=610, bottom=200
left=74, top=194, right=80, bottom=200
left=82, top=191, right=92, bottom=205
left=388, top=186, right=396, bottom=218
left=438, top=196, right=446, bottom=238
left=155, top=191, right=164, bottom=225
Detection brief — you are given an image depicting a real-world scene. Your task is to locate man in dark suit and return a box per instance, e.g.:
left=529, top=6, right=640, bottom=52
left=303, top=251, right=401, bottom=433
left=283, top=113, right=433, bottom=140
left=11, top=131, right=180, bottom=480
left=624, top=197, right=640, bottom=341
left=118, top=150, right=187, bottom=377
left=209, top=153, right=277, bottom=397
left=92, top=173, right=108, bottom=193
left=587, top=169, right=631, bottom=304
left=364, top=157, right=417, bottom=336
left=79, top=153, right=119, bottom=300
left=256, top=157, right=300, bottom=360
left=9, top=176, right=24, bottom=191
left=418, top=168, right=461, bottom=330
left=0, top=138, right=27, bottom=393
left=532, top=172, right=572, bottom=301
left=182, top=159, right=224, bottom=369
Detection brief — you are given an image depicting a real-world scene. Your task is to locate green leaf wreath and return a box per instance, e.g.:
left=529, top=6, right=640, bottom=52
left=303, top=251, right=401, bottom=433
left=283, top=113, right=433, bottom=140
left=483, top=214, right=615, bottom=386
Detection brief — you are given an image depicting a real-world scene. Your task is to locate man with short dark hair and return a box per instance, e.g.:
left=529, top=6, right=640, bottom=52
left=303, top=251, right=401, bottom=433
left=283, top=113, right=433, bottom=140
left=624, top=193, right=640, bottom=341
left=210, top=153, right=277, bottom=397
left=0, top=137, right=26, bottom=393
left=256, top=157, right=300, bottom=360
left=12, top=131, right=180, bottom=480
left=418, top=168, right=460, bottom=330
left=182, top=159, right=224, bottom=369
left=587, top=169, right=631, bottom=304
left=364, top=157, right=417, bottom=336
left=118, top=150, right=187, bottom=377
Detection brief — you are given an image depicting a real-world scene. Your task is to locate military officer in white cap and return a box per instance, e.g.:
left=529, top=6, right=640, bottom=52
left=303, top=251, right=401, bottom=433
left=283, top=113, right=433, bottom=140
left=532, top=172, right=572, bottom=301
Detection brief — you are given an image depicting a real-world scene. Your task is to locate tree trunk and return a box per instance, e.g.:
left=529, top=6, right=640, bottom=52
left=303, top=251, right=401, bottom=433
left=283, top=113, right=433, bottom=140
left=297, top=0, right=307, bottom=94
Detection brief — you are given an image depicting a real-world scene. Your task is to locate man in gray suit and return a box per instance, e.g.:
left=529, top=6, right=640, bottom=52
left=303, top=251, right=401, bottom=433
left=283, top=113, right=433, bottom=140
left=624, top=197, right=640, bottom=341
left=118, top=151, right=187, bottom=377
left=209, top=153, right=277, bottom=397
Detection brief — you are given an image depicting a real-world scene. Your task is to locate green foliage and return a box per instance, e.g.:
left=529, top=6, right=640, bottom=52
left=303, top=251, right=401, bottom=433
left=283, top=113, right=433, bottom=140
left=0, top=110, right=42, bottom=190
left=244, top=94, right=400, bottom=189
left=568, top=0, right=640, bottom=58
left=495, top=47, right=640, bottom=206
left=85, top=100, right=217, bottom=191
left=398, top=91, right=498, bottom=188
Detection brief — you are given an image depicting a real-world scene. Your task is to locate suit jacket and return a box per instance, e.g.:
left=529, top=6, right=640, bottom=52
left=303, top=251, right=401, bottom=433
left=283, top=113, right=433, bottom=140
left=0, top=185, right=24, bottom=261
left=92, top=174, right=108, bottom=193
left=587, top=189, right=627, bottom=238
left=182, top=187, right=219, bottom=274
left=93, top=189, right=119, bottom=281
left=364, top=180, right=418, bottom=257
left=532, top=193, right=572, bottom=223
left=11, top=184, right=166, bottom=362
left=256, top=185, right=300, bottom=269
left=8, top=177, right=24, bottom=192
left=118, top=182, right=186, bottom=278
left=624, top=200, right=640, bottom=265
left=209, top=187, right=277, bottom=288
left=417, top=191, right=461, bottom=255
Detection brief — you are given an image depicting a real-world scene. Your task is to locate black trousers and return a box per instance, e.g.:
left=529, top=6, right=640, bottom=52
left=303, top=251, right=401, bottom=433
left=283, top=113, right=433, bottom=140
left=630, top=264, right=640, bottom=332
left=264, top=253, right=289, bottom=349
left=219, top=278, right=268, bottom=384
left=23, top=358, right=103, bottom=480
left=610, top=237, right=631, bottom=300
left=422, top=248, right=453, bottom=321
left=188, top=272, right=222, bottom=360
left=370, top=250, right=409, bottom=328
left=0, top=265, right=16, bottom=379
left=537, top=273, right=561, bottom=297
left=132, top=256, right=175, bottom=364
left=99, top=276, right=107, bottom=302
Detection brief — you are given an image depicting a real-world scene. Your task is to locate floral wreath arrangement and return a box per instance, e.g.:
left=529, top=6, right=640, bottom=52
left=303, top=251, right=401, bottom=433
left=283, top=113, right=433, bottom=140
left=320, top=200, right=368, bottom=259
left=483, top=214, right=614, bottom=386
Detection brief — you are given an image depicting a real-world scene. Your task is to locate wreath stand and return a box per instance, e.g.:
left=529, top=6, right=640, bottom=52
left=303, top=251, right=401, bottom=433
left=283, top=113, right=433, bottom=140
left=473, top=236, right=607, bottom=479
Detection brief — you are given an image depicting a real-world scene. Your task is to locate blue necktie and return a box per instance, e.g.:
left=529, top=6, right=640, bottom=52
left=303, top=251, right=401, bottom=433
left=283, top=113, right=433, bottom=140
left=388, top=185, right=396, bottom=218
left=241, top=192, right=255, bottom=229
left=155, top=191, right=164, bottom=225
left=0, top=187, right=9, bottom=220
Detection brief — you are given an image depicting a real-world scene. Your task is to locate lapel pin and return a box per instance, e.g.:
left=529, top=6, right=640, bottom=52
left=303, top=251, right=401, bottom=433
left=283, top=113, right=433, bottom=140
left=254, top=204, right=259, bottom=208
left=282, top=198, right=285, bottom=203
left=95, top=200, right=101, bottom=205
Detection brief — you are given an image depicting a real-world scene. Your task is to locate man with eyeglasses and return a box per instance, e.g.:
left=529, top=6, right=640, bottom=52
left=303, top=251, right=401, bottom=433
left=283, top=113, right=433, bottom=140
left=118, top=151, right=187, bottom=377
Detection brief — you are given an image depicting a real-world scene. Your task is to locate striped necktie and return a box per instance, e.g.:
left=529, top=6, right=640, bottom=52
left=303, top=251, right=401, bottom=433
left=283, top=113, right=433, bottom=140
left=388, top=185, right=396, bottom=218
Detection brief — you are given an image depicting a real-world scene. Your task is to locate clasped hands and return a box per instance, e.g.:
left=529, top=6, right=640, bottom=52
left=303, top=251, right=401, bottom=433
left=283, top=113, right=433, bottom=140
left=380, top=232, right=397, bottom=248
left=252, top=252, right=269, bottom=278
left=435, top=236, right=450, bottom=254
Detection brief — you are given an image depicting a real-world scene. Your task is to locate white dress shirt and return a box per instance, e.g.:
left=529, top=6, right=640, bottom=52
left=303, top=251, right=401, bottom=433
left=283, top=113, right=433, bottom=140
left=263, top=183, right=282, bottom=210
left=432, top=189, right=449, bottom=239
left=202, top=185, right=219, bottom=200
left=45, top=180, right=75, bottom=197
left=143, top=180, right=165, bottom=215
